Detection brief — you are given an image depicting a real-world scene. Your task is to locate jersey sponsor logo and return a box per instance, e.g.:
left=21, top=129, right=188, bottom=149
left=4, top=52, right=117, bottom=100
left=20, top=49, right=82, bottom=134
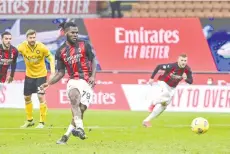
left=24, top=55, right=42, bottom=63
left=63, top=53, right=83, bottom=64
left=0, top=58, right=13, bottom=65
left=0, top=55, right=13, bottom=65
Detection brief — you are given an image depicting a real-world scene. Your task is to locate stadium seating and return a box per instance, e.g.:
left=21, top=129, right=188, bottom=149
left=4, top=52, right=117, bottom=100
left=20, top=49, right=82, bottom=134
left=123, top=1, right=230, bottom=18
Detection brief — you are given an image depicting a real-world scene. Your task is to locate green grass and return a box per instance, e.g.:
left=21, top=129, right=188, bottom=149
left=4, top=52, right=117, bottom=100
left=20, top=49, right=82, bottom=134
left=0, top=109, right=229, bottom=154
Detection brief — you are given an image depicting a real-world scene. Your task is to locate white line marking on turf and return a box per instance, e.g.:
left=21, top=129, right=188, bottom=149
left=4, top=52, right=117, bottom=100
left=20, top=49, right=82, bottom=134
left=0, top=124, right=230, bottom=130
left=0, top=126, right=138, bottom=130
left=166, top=124, right=230, bottom=128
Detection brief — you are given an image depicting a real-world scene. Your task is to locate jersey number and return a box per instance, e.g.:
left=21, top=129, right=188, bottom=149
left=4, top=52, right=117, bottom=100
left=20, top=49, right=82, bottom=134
left=82, top=90, right=91, bottom=99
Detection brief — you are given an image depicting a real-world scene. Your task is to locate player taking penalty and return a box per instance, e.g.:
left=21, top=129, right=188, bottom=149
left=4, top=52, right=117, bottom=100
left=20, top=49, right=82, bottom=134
left=39, top=22, right=97, bottom=143
left=143, top=54, right=193, bottom=127
left=17, top=29, right=55, bottom=128
left=0, top=32, right=18, bottom=84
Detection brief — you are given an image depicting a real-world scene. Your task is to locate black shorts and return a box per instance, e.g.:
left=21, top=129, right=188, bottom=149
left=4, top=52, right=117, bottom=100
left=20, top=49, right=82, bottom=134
left=24, top=76, right=47, bottom=96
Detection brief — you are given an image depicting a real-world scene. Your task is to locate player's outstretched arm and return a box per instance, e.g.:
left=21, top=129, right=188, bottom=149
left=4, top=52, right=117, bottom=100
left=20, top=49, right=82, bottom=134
left=47, top=53, right=65, bottom=85
left=48, top=69, right=65, bottom=85
left=47, top=48, right=66, bottom=86
left=38, top=69, right=65, bottom=94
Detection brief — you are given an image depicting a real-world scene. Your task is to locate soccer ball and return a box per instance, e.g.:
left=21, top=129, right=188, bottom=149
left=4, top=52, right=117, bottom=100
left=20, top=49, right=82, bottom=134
left=191, top=117, right=209, bottom=134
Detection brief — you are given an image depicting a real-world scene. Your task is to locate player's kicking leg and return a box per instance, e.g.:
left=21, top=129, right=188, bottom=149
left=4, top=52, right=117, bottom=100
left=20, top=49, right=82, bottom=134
left=143, top=81, right=175, bottom=127
left=35, top=77, right=48, bottom=128
left=56, top=119, right=76, bottom=144
left=57, top=105, right=87, bottom=144
left=143, top=102, right=167, bottom=127
left=71, top=103, right=87, bottom=139
left=56, top=108, right=78, bottom=144
left=56, top=89, right=87, bottom=144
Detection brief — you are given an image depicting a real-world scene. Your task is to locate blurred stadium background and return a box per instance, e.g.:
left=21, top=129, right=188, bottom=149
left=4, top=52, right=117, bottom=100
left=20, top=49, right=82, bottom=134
left=0, top=1, right=230, bottom=154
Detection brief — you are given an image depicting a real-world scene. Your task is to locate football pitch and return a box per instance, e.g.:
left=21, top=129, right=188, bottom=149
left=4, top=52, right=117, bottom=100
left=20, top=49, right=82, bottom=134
left=0, top=109, right=229, bottom=154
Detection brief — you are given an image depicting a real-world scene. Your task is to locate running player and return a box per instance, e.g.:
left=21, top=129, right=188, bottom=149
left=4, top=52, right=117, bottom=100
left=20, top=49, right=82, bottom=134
left=39, top=22, right=97, bottom=143
left=143, top=54, right=193, bottom=127
left=0, top=32, right=18, bottom=83
left=17, top=29, right=55, bottom=128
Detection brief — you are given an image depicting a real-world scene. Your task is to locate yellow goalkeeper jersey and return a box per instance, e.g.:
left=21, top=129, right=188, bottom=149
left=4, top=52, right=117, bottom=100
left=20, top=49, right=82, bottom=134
left=17, top=41, right=53, bottom=78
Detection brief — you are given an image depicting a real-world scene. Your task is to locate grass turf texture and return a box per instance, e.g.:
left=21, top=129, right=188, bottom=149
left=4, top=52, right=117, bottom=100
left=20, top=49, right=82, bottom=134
left=0, top=109, right=229, bottom=154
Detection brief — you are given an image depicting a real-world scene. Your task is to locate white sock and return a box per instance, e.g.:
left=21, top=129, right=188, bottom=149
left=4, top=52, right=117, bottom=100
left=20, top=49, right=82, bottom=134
left=144, top=104, right=166, bottom=122
left=74, top=116, right=84, bottom=129
left=64, top=124, right=75, bottom=137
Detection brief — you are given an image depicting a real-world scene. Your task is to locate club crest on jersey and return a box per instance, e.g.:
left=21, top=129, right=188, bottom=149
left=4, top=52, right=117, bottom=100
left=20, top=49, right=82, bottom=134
left=36, top=50, right=40, bottom=54
left=78, top=48, right=81, bottom=53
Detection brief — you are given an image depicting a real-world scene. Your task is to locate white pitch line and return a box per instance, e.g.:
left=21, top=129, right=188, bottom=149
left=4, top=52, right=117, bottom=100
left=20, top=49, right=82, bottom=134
left=166, top=124, right=230, bottom=128
left=0, top=124, right=229, bottom=130
left=0, top=126, right=138, bottom=130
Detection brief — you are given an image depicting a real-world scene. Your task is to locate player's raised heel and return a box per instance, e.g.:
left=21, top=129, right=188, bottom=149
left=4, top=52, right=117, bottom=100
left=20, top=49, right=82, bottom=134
left=20, top=121, right=35, bottom=128
left=142, top=121, right=152, bottom=128
left=56, top=135, right=69, bottom=144
left=72, top=128, right=87, bottom=140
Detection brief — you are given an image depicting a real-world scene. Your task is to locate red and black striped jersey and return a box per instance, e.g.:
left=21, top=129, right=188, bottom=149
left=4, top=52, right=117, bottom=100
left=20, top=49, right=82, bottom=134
left=151, top=62, right=193, bottom=87
left=0, top=44, right=18, bottom=83
left=55, top=40, right=95, bottom=81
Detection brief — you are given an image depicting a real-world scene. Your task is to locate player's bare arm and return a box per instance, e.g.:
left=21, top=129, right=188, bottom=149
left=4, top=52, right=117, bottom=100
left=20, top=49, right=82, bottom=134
left=91, top=58, right=97, bottom=78
left=48, top=69, right=65, bottom=85
left=88, top=57, right=96, bottom=86
left=85, top=42, right=96, bottom=87
left=38, top=69, right=65, bottom=94
left=47, top=53, right=65, bottom=86
left=39, top=50, right=66, bottom=92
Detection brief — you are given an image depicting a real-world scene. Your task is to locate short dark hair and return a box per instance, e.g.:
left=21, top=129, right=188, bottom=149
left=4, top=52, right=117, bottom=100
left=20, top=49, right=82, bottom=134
left=1, top=31, right=11, bottom=38
left=59, top=22, right=77, bottom=31
left=179, top=53, right=187, bottom=58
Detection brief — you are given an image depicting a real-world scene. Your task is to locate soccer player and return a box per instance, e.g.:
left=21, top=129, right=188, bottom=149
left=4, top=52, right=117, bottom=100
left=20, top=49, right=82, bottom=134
left=143, top=54, right=193, bottom=127
left=0, top=32, right=18, bottom=83
left=39, top=22, right=97, bottom=143
left=17, top=29, right=55, bottom=128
